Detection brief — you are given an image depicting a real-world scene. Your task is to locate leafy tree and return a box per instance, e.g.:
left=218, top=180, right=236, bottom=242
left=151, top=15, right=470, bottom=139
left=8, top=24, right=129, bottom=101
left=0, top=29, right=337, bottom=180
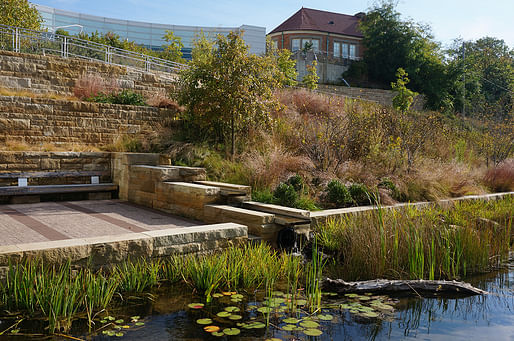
left=355, top=0, right=449, bottom=109
left=391, top=68, right=418, bottom=114
left=303, top=61, right=319, bottom=90
left=447, top=37, right=514, bottom=118
left=0, top=0, right=42, bottom=30
left=177, top=31, right=279, bottom=158
left=266, top=38, right=298, bottom=87
left=162, top=30, right=185, bottom=63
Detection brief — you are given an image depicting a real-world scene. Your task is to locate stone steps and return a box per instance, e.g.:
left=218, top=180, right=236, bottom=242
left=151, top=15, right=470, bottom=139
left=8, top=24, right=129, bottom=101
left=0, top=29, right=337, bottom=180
left=241, top=201, right=311, bottom=220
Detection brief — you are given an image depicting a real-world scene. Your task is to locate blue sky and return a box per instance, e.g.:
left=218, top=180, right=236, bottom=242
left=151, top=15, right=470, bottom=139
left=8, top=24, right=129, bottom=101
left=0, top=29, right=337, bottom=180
left=33, top=0, right=514, bottom=48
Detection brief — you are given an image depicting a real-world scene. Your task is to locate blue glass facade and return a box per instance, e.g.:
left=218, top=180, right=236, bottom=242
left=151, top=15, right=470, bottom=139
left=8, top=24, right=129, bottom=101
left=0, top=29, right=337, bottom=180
left=33, top=4, right=266, bottom=59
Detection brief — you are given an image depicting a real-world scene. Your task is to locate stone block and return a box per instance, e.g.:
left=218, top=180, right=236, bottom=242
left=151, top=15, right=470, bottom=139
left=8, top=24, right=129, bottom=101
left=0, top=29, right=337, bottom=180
left=10, top=195, right=41, bottom=204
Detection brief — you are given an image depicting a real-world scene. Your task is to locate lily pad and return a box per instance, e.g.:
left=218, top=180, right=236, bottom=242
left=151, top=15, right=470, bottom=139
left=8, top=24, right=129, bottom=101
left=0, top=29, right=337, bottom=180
left=282, top=324, right=296, bottom=331
left=188, top=303, right=204, bottom=309
left=223, top=328, right=241, bottom=336
left=304, top=328, right=323, bottom=336
left=231, top=298, right=243, bottom=303
left=232, top=294, right=244, bottom=299
left=130, top=316, right=140, bottom=321
left=115, top=332, right=124, bottom=337
left=222, top=291, right=236, bottom=296
left=362, top=311, right=379, bottom=318
left=225, top=306, right=240, bottom=312
left=257, top=306, right=273, bottom=313
left=318, top=314, right=333, bottom=321
left=217, top=311, right=232, bottom=317
left=345, top=293, right=359, bottom=298
left=300, top=321, right=320, bottom=328
left=283, top=317, right=300, bottom=324
left=135, top=322, right=145, bottom=326
left=295, top=299, right=307, bottom=306
left=212, top=331, right=225, bottom=337
left=272, top=291, right=285, bottom=296
left=197, top=318, right=213, bottom=325
left=204, top=325, right=220, bottom=333
left=212, top=293, right=224, bottom=298
left=106, top=316, right=116, bottom=321
left=244, top=322, right=266, bottom=329
left=115, top=319, right=124, bottom=324
left=229, top=314, right=243, bottom=320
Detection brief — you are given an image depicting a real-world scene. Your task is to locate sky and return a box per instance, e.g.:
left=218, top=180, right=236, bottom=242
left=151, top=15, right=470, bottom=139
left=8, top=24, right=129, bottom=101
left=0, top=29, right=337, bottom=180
left=32, top=0, right=514, bottom=48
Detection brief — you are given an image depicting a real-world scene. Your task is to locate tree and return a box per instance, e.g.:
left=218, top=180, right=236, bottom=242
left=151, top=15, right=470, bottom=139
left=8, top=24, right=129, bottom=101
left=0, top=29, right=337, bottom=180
left=354, top=0, right=450, bottom=110
left=177, top=31, right=279, bottom=158
left=447, top=37, right=514, bottom=118
left=391, top=68, right=418, bottom=114
left=0, top=0, right=42, bottom=30
left=266, top=38, right=298, bottom=87
left=162, top=30, right=184, bottom=63
left=303, top=61, right=319, bottom=90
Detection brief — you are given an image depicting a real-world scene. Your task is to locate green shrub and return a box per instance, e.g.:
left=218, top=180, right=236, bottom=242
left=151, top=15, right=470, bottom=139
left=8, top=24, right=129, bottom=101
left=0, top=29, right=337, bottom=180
left=379, top=178, right=405, bottom=201
left=349, top=183, right=370, bottom=205
left=286, top=174, right=304, bottom=192
left=295, top=196, right=320, bottom=211
left=326, top=180, right=353, bottom=207
left=252, top=189, right=274, bottom=204
left=273, top=183, right=298, bottom=207
left=88, top=90, right=146, bottom=106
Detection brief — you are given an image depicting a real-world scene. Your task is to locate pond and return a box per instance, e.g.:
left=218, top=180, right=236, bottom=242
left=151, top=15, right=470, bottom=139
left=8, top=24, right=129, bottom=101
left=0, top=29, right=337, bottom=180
left=1, top=258, right=512, bottom=340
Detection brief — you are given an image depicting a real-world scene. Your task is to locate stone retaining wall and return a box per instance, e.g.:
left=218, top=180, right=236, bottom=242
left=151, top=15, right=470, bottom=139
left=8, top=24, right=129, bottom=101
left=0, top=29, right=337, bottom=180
left=0, top=50, right=175, bottom=97
left=317, top=84, right=425, bottom=110
left=0, top=95, right=171, bottom=145
left=0, top=223, right=248, bottom=271
left=0, top=151, right=111, bottom=186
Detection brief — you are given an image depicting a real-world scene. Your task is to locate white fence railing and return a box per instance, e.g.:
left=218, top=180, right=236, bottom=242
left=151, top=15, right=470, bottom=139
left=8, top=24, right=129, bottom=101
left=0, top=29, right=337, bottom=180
left=0, top=24, right=188, bottom=75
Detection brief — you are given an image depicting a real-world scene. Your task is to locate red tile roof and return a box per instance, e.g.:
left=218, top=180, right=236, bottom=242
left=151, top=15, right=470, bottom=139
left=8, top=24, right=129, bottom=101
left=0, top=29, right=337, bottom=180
left=269, top=7, right=363, bottom=38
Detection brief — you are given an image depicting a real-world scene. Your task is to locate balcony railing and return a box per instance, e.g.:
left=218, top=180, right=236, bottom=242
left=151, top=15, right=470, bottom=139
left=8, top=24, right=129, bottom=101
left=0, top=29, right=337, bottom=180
left=0, top=24, right=188, bottom=76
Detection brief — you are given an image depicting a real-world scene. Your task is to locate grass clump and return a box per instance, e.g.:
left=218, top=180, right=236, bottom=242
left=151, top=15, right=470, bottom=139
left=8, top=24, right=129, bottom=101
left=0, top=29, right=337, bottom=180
left=316, top=196, right=513, bottom=281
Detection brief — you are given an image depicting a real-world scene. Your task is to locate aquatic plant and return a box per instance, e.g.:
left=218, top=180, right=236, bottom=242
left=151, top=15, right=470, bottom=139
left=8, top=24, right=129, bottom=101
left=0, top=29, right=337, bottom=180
left=316, top=196, right=513, bottom=280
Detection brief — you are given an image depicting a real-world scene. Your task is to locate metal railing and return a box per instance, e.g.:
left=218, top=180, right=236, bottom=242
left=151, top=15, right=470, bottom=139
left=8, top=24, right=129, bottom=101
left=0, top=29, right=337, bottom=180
left=0, top=24, right=188, bottom=75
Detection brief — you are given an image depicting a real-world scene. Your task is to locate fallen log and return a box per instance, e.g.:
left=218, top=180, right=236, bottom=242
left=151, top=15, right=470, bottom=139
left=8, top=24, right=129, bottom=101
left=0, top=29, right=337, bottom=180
left=323, top=278, right=487, bottom=297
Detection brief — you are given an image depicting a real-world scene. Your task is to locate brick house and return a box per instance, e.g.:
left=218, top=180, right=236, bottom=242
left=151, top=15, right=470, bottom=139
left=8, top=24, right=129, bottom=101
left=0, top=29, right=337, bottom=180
left=267, top=7, right=365, bottom=83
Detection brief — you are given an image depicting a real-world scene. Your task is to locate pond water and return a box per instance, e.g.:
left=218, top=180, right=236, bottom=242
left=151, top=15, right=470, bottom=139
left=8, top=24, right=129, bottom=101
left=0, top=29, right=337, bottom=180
left=2, top=259, right=512, bottom=340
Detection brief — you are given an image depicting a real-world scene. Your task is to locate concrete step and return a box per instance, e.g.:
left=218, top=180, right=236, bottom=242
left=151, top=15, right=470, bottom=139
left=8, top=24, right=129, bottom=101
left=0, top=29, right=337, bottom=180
left=247, top=234, right=264, bottom=245
left=241, top=201, right=311, bottom=219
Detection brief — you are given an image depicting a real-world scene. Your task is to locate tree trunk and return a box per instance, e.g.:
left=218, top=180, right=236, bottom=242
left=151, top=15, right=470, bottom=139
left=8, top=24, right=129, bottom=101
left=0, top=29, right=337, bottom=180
left=323, top=278, right=487, bottom=297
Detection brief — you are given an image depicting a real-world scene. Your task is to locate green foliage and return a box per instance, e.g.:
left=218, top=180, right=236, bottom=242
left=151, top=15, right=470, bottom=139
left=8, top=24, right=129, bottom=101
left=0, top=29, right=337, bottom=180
left=252, top=189, right=274, bottom=204
left=391, top=68, right=418, bottom=113
left=0, top=0, right=42, bottom=30
left=447, top=37, right=514, bottom=118
left=357, top=1, right=449, bottom=109
left=348, top=183, right=370, bottom=206
left=273, top=183, right=298, bottom=207
left=326, top=180, right=353, bottom=207
left=379, top=178, right=404, bottom=201
left=177, top=31, right=279, bottom=157
left=162, top=30, right=185, bottom=63
left=286, top=174, right=304, bottom=192
left=303, top=60, right=319, bottom=90
left=88, top=90, right=146, bottom=106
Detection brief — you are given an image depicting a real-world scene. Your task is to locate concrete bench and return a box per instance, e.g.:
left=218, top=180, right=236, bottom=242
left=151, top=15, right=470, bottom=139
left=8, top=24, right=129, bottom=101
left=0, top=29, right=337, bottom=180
left=0, top=170, right=117, bottom=203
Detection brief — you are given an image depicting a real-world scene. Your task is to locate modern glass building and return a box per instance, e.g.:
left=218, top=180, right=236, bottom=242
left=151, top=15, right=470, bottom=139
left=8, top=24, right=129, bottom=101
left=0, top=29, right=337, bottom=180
left=33, top=3, right=266, bottom=59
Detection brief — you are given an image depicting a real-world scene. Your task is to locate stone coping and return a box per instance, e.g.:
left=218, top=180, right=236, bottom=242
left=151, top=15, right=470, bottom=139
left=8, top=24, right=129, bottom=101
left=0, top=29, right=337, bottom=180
left=0, top=223, right=248, bottom=267
left=310, top=192, right=514, bottom=222
left=242, top=201, right=311, bottom=219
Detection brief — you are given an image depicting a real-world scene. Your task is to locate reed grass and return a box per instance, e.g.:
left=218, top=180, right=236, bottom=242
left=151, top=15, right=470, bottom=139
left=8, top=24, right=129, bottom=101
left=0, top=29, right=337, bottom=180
left=316, top=196, right=513, bottom=280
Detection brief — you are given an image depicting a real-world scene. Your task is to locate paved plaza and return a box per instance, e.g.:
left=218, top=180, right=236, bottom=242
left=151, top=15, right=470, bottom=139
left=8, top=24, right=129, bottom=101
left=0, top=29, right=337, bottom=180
left=0, top=200, right=199, bottom=246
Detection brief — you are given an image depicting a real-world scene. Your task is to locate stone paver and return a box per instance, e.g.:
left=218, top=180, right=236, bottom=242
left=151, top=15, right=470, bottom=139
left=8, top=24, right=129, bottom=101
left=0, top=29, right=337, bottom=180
left=0, top=200, right=200, bottom=246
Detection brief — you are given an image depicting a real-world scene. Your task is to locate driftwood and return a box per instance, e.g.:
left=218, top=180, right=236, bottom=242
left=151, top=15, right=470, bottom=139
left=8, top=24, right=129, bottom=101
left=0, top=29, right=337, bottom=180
left=323, top=278, right=487, bottom=297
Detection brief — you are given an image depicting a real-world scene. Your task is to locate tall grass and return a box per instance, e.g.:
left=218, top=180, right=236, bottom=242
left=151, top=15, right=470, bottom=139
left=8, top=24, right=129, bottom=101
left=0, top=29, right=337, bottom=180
left=316, top=196, right=513, bottom=281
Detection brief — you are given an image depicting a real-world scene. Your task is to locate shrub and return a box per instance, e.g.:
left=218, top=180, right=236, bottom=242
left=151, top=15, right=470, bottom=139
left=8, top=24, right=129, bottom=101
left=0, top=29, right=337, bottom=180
left=89, top=90, right=146, bottom=106
left=379, top=178, right=404, bottom=201
left=273, top=183, right=298, bottom=207
left=286, top=174, right=304, bottom=192
left=349, top=183, right=370, bottom=205
left=252, top=189, right=274, bottom=204
left=484, top=160, right=514, bottom=192
left=147, top=91, right=183, bottom=111
left=326, top=180, right=353, bottom=207
left=295, top=196, right=320, bottom=211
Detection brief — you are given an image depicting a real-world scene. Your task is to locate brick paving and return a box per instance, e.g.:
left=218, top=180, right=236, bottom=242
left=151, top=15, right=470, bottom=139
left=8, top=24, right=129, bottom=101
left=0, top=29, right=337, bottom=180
left=0, top=200, right=199, bottom=246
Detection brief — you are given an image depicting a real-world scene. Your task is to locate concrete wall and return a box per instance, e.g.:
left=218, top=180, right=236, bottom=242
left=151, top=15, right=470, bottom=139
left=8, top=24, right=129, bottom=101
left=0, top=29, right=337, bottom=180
left=0, top=95, right=171, bottom=145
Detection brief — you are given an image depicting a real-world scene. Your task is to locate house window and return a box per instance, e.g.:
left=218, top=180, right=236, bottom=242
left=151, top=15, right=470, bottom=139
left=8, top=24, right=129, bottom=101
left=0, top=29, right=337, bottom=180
left=349, top=44, right=356, bottom=59
left=342, top=43, right=349, bottom=58
left=271, top=40, right=278, bottom=49
left=292, top=38, right=320, bottom=52
left=292, top=39, right=300, bottom=51
left=333, top=42, right=340, bottom=57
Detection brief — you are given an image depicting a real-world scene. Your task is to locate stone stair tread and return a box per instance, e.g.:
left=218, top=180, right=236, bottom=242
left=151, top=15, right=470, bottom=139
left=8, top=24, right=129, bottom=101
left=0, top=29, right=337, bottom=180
left=273, top=214, right=311, bottom=226
left=205, top=204, right=274, bottom=218
left=242, top=201, right=311, bottom=219
left=194, top=181, right=250, bottom=194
